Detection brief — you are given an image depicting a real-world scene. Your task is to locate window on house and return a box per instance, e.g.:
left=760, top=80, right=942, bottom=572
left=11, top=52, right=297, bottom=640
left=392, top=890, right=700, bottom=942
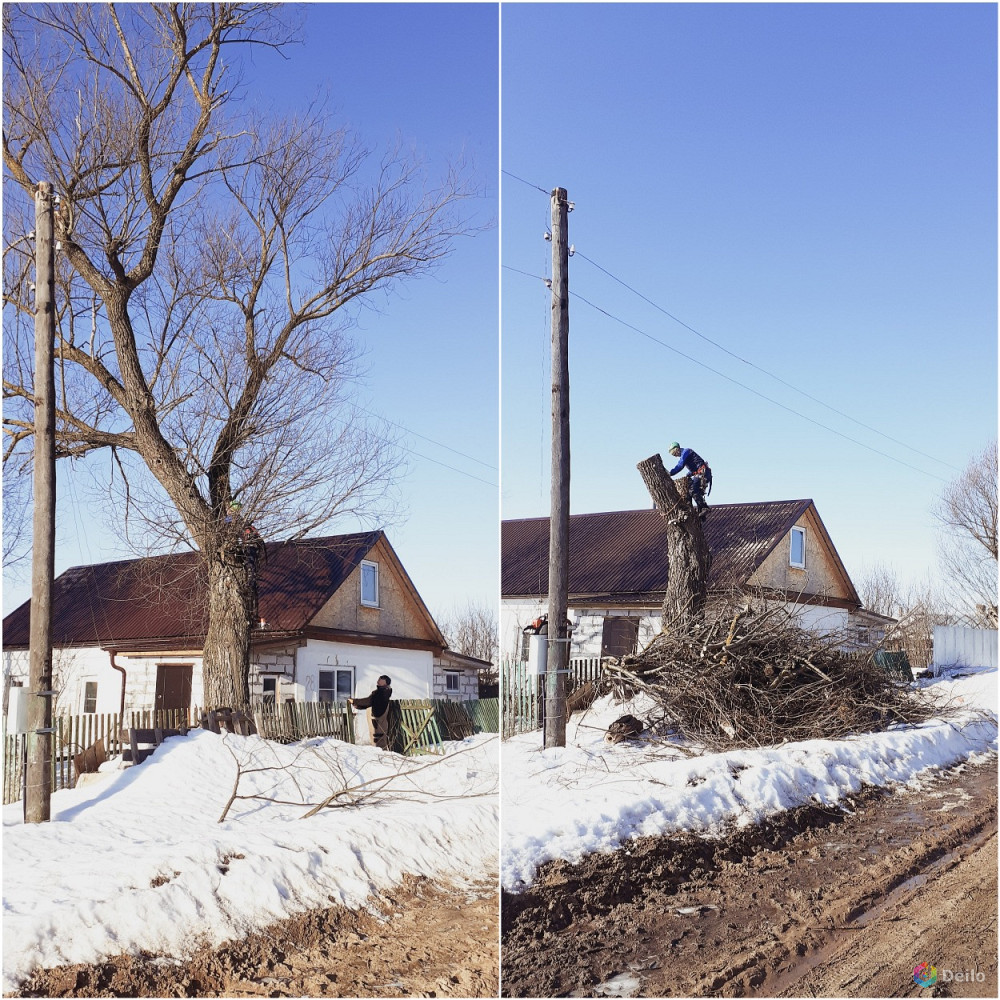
left=319, top=668, right=354, bottom=703
left=445, top=671, right=461, bottom=694
left=83, top=681, right=98, bottom=714
left=601, top=617, right=640, bottom=658
left=360, top=560, right=379, bottom=607
left=790, top=526, right=806, bottom=569
left=261, top=677, right=277, bottom=702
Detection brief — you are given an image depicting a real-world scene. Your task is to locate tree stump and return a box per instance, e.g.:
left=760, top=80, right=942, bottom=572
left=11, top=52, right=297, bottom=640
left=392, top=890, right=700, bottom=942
left=637, top=453, right=712, bottom=622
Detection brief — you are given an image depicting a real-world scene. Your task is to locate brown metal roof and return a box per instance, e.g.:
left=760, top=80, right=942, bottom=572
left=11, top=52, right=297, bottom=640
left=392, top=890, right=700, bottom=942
left=2, top=532, right=381, bottom=650
left=502, top=500, right=815, bottom=599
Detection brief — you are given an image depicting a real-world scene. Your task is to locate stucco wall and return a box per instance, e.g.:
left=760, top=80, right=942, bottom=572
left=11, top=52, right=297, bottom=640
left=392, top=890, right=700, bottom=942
left=295, top=639, right=433, bottom=702
left=309, top=537, right=437, bottom=641
left=749, top=511, right=851, bottom=601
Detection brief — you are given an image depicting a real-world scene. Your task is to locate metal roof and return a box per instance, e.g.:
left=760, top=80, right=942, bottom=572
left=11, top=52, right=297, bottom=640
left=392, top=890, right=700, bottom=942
left=501, top=500, right=816, bottom=599
left=2, top=532, right=381, bottom=649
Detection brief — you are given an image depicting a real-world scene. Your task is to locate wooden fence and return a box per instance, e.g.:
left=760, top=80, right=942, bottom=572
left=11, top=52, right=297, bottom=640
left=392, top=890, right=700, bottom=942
left=501, top=658, right=603, bottom=739
left=2, top=696, right=499, bottom=806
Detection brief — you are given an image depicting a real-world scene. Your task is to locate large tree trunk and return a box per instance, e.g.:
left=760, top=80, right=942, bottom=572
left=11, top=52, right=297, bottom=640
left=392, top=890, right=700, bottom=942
left=637, top=453, right=712, bottom=623
left=202, top=551, right=256, bottom=710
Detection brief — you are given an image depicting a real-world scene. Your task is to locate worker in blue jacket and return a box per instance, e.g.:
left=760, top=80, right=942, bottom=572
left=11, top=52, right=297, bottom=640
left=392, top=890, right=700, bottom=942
left=667, top=442, right=712, bottom=517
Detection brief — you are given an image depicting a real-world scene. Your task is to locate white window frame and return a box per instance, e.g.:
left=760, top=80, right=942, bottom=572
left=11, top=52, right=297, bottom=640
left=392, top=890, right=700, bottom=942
left=83, top=680, right=98, bottom=714
left=445, top=670, right=462, bottom=694
left=789, top=526, right=806, bottom=569
left=318, top=667, right=355, bottom=703
left=360, top=560, right=379, bottom=607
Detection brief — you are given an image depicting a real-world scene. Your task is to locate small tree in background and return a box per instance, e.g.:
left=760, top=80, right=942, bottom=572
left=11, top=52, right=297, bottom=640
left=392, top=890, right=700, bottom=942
left=438, top=599, right=498, bottom=696
left=933, top=440, right=998, bottom=625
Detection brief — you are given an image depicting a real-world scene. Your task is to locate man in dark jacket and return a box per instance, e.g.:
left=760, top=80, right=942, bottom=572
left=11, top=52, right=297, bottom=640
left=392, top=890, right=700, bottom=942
left=667, top=442, right=712, bottom=517
left=348, top=675, right=393, bottom=750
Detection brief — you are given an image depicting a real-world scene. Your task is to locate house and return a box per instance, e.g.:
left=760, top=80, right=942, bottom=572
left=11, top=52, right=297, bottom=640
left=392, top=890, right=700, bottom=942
left=2, top=531, right=484, bottom=717
left=501, top=499, right=887, bottom=662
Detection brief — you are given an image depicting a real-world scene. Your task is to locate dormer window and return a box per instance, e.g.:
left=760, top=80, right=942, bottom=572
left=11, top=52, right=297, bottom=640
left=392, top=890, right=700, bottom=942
left=360, top=560, right=379, bottom=607
left=789, top=526, right=806, bottom=569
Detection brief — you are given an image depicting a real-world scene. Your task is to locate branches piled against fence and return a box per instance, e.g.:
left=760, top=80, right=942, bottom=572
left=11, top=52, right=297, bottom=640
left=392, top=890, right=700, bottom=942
left=603, top=595, right=941, bottom=752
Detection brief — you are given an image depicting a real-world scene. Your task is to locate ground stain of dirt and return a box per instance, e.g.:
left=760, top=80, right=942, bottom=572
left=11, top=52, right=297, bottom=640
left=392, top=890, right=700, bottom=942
left=8, top=875, right=498, bottom=998
left=501, top=758, right=998, bottom=998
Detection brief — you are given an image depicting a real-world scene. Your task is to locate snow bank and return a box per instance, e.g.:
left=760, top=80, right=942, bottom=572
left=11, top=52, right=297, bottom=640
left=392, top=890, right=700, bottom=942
left=2, top=732, right=498, bottom=991
left=501, top=668, right=996, bottom=892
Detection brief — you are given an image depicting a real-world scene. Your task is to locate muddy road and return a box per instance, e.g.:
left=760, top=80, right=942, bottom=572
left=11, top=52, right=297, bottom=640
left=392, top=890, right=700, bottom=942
left=9, top=877, right=498, bottom=998
left=502, top=758, right=997, bottom=998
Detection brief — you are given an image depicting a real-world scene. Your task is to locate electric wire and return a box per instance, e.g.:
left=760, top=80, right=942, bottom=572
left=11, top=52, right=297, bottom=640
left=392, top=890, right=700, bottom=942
left=350, top=402, right=496, bottom=471
left=573, top=249, right=962, bottom=473
left=501, top=169, right=549, bottom=195
left=503, top=264, right=950, bottom=484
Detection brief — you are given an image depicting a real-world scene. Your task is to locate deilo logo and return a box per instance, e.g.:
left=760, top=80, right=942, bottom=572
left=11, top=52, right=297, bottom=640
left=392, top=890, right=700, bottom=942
left=913, top=962, right=985, bottom=987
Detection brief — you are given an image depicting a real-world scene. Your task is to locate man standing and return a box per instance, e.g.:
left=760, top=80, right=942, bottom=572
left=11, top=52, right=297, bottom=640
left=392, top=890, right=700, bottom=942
left=667, top=442, right=712, bottom=517
left=348, top=675, right=393, bottom=750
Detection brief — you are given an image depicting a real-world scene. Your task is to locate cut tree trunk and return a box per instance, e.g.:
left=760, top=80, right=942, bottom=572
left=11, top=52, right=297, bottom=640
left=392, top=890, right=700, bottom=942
left=637, top=453, right=712, bottom=623
left=202, top=552, right=256, bottom=710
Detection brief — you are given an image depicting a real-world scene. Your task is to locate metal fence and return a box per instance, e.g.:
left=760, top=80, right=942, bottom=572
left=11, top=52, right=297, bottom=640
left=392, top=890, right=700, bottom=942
left=501, top=658, right=603, bottom=739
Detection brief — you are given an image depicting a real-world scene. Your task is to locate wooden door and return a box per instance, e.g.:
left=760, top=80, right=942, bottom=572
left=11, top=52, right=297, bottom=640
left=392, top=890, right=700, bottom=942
left=155, top=664, right=193, bottom=711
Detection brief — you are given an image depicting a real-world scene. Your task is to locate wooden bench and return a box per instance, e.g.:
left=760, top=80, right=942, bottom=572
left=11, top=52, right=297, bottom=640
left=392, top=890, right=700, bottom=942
left=122, top=727, right=184, bottom=765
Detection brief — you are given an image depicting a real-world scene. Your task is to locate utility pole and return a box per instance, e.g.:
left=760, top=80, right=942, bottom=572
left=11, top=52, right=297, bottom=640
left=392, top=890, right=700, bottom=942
left=26, top=181, right=56, bottom=823
left=545, top=187, right=570, bottom=749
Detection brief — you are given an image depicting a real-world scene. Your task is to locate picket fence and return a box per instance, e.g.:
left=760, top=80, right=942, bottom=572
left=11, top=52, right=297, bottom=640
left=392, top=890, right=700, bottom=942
left=2, top=697, right=499, bottom=806
left=501, top=658, right=603, bottom=739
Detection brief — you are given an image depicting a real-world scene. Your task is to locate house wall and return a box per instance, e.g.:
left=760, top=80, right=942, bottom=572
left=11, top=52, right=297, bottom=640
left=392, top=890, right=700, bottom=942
left=749, top=511, right=852, bottom=601
left=431, top=659, right=480, bottom=701
left=295, top=640, right=433, bottom=702
left=501, top=601, right=658, bottom=662
left=310, top=536, right=438, bottom=642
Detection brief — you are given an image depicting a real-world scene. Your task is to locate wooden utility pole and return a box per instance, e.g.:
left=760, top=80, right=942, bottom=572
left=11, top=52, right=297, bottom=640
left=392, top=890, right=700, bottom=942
left=26, top=182, right=56, bottom=823
left=545, top=187, right=570, bottom=749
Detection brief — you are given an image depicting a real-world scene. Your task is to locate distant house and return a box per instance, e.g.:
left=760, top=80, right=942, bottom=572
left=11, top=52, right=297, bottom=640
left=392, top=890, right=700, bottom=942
left=3, top=531, right=485, bottom=716
left=501, top=499, right=888, bottom=662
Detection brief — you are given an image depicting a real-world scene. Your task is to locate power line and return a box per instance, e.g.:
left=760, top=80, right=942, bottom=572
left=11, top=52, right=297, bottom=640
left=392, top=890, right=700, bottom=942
left=351, top=403, right=497, bottom=471
left=504, top=261, right=952, bottom=483
left=405, top=447, right=497, bottom=488
left=568, top=288, right=951, bottom=484
left=502, top=169, right=549, bottom=195
left=573, top=249, right=962, bottom=473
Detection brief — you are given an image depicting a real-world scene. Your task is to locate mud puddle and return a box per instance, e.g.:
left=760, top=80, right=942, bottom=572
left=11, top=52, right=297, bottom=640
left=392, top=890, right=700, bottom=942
left=501, top=757, right=997, bottom=998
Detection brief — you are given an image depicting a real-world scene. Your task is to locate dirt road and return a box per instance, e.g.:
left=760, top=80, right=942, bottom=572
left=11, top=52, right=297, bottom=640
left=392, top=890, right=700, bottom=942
left=502, top=758, right=997, bottom=998
left=9, top=876, right=498, bottom=998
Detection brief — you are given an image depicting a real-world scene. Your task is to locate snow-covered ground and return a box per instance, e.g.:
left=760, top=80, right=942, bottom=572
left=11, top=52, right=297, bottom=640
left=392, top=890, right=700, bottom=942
left=502, top=666, right=997, bottom=892
left=2, top=731, right=498, bottom=991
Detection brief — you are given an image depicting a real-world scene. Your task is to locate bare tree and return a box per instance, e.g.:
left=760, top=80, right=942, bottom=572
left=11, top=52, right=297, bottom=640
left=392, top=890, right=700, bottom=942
left=438, top=598, right=498, bottom=694
left=933, top=440, right=998, bottom=622
left=636, top=454, right=712, bottom=621
left=3, top=4, right=477, bottom=708
left=438, top=599, right=498, bottom=664
left=856, top=561, right=905, bottom=619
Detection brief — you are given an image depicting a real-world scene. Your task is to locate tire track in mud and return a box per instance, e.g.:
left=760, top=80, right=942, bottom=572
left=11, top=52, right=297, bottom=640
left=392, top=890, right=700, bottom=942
left=501, top=758, right=997, bottom=998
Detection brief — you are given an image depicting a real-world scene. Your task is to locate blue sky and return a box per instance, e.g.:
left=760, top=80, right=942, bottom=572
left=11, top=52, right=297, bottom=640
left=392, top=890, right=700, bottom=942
left=3, top=3, right=499, bottom=620
left=500, top=1, right=997, bottom=596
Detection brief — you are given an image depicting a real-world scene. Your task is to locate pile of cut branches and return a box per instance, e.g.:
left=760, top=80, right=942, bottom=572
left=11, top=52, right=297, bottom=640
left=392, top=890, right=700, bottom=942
left=603, top=595, right=936, bottom=751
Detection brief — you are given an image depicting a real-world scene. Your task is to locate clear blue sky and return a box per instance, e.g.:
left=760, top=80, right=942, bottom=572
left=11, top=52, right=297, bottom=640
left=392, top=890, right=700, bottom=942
left=3, top=3, right=499, bottom=620
left=501, top=2, right=997, bottom=596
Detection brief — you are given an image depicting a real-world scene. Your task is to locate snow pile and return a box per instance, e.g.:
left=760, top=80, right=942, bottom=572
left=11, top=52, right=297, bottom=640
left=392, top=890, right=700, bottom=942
left=2, top=731, right=498, bottom=991
left=502, top=667, right=996, bottom=892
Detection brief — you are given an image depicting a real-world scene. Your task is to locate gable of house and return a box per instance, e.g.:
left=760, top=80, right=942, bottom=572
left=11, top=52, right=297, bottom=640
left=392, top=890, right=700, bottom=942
left=306, top=534, right=445, bottom=646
